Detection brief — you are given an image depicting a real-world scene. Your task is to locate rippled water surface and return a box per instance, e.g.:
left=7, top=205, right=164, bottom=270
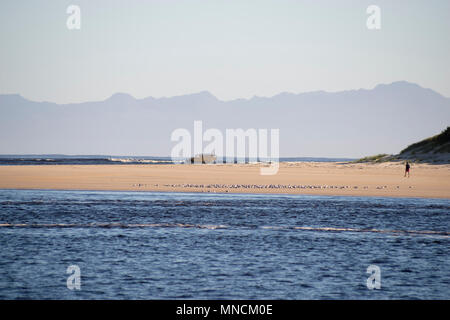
left=0, top=189, right=448, bottom=299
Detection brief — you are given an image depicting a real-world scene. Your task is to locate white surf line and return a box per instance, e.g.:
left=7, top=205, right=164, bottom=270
left=0, top=223, right=228, bottom=230
left=261, top=225, right=449, bottom=237
left=0, top=223, right=448, bottom=237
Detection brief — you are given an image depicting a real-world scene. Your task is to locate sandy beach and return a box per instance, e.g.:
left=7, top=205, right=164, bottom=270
left=0, top=162, right=449, bottom=199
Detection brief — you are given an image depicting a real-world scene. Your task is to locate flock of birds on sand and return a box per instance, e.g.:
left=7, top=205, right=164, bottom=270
left=131, top=183, right=412, bottom=191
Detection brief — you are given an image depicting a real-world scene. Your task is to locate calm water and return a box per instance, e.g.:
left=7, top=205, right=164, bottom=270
left=0, top=189, right=448, bottom=299
left=0, top=155, right=354, bottom=166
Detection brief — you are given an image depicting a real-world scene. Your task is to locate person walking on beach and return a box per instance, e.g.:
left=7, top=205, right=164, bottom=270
left=404, top=161, right=410, bottom=178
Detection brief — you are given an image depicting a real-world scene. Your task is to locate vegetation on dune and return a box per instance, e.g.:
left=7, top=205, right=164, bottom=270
left=355, top=127, right=450, bottom=164
left=400, top=127, right=450, bottom=155
left=354, top=154, right=390, bottom=163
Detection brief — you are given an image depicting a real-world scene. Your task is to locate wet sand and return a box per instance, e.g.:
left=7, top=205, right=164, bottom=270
left=0, top=162, right=449, bottom=199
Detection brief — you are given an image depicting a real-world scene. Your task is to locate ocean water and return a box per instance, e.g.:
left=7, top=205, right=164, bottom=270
left=0, top=155, right=354, bottom=165
left=0, top=155, right=175, bottom=165
left=0, top=189, right=448, bottom=299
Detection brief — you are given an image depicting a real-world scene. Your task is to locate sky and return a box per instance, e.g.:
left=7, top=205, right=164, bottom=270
left=0, top=0, right=449, bottom=103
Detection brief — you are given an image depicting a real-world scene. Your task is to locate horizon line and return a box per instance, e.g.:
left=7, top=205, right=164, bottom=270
left=0, top=153, right=357, bottom=159
left=1, top=80, right=448, bottom=105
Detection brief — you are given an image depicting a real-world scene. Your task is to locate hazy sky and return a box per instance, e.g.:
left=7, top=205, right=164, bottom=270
left=1, top=0, right=449, bottom=103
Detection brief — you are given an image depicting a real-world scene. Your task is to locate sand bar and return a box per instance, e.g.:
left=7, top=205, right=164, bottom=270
left=0, top=162, right=449, bottom=199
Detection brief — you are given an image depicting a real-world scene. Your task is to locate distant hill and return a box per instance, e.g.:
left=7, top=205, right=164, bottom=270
left=397, top=127, right=450, bottom=162
left=356, top=127, right=450, bottom=163
left=1, top=81, right=450, bottom=157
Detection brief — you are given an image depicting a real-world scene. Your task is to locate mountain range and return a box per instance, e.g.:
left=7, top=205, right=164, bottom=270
left=1, top=81, right=449, bottom=158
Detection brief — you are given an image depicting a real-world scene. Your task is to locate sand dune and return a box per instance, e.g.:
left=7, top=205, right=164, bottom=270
left=0, top=162, right=449, bottom=199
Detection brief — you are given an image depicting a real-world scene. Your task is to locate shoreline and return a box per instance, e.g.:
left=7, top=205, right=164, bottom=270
left=1, top=187, right=450, bottom=201
left=0, top=162, right=449, bottom=199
